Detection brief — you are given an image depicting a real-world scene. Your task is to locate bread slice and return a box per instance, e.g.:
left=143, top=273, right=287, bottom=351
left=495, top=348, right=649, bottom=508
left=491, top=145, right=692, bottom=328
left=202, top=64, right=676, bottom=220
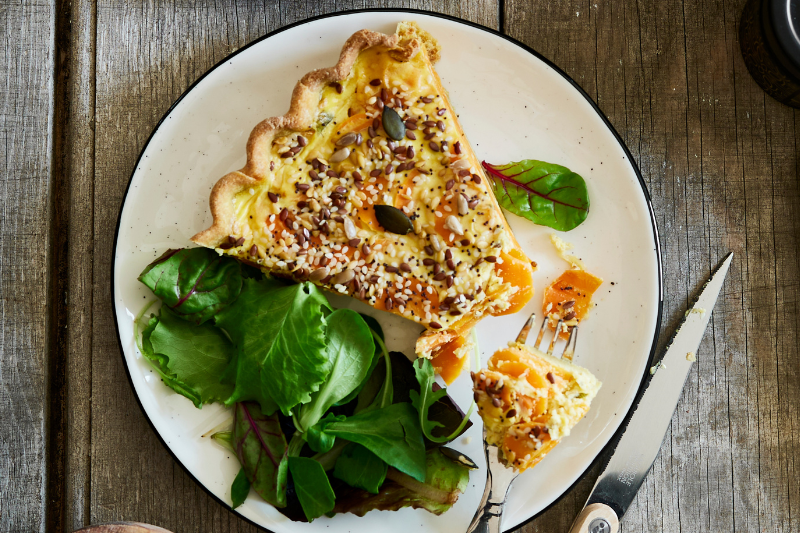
left=472, top=343, right=601, bottom=471
left=191, top=22, right=535, bottom=381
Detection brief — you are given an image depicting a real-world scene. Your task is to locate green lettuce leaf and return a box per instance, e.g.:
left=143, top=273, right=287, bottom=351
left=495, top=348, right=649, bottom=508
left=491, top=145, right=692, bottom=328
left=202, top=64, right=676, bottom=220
left=149, top=307, right=235, bottom=405
left=482, top=160, right=589, bottom=231
left=333, top=443, right=387, bottom=494
left=323, top=403, right=426, bottom=482
left=332, top=448, right=470, bottom=517
left=216, top=279, right=332, bottom=415
left=296, top=309, right=374, bottom=431
left=138, top=248, right=243, bottom=324
left=137, top=312, right=203, bottom=407
left=233, top=402, right=289, bottom=508
left=288, top=457, right=336, bottom=522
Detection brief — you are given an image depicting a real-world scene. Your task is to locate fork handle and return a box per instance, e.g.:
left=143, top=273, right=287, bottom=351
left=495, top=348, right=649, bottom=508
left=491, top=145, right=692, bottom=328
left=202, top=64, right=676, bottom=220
left=465, top=468, right=516, bottom=533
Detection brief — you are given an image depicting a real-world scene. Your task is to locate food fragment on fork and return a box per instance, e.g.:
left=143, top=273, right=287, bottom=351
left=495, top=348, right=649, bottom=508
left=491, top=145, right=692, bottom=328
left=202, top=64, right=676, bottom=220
left=471, top=324, right=601, bottom=472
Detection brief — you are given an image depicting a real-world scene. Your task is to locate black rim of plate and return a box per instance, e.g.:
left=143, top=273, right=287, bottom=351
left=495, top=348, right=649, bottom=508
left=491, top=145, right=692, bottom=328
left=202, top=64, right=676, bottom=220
left=111, top=8, right=664, bottom=532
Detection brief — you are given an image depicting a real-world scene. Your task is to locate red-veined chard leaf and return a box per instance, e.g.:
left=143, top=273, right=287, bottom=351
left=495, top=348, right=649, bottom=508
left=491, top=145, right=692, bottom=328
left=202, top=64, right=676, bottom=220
left=216, top=279, right=331, bottom=416
left=482, top=160, right=589, bottom=231
left=287, top=457, right=336, bottom=522
left=138, top=248, right=243, bottom=324
left=233, top=402, right=289, bottom=508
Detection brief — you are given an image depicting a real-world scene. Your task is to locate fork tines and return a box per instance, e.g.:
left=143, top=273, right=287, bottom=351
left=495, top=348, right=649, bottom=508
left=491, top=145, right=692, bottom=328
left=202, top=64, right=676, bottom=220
left=515, top=312, right=578, bottom=361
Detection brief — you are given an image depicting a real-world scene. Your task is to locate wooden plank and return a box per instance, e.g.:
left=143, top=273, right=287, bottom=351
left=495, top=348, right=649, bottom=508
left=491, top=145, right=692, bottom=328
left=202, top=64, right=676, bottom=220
left=505, top=0, right=800, bottom=532
left=0, top=1, right=55, bottom=532
left=52, top=0, right=99, bottom=530
left=82, top=2, right=498, bottom=532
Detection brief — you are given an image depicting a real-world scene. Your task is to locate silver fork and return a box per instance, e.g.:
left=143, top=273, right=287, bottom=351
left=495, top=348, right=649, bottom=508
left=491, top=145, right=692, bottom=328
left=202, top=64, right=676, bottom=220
left=466, top=312, right=578, bottom=533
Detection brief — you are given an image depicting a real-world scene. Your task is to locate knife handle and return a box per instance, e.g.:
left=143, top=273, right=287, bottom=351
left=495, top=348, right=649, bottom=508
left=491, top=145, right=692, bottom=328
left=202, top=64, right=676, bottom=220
left=568, top=503, right=619, bottom=533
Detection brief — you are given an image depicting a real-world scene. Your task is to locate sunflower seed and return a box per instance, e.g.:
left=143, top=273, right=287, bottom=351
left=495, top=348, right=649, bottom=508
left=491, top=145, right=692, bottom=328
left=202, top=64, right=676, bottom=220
left=444, top=215, right=464, bottom=235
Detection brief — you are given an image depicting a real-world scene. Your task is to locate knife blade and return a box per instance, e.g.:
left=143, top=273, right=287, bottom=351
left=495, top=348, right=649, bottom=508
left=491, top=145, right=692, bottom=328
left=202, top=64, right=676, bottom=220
left=568, top=252, right=733, bottom=533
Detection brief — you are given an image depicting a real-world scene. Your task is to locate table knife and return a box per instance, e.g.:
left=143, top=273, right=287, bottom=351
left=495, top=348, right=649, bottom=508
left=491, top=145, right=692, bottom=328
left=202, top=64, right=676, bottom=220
left=568, top=252, right=733, bottom=533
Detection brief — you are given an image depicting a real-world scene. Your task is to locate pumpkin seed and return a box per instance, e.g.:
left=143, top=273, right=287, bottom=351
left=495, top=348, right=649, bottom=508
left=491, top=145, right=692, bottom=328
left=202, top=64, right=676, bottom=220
left=439, top=447, right=479, bottom=470
left=382, top=106, right=406, bottom=141
left=374, top=204, right=414, bottom=235
left=335, top=132, right=358, bottom=147
left=330, top=147, right=350, bottom=163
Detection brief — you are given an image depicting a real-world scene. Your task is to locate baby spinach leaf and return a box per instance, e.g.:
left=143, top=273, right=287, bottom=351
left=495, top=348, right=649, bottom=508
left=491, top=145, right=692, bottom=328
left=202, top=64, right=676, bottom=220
left=233, top=402, right=289, bottom=508
left=296, top=309, right=374, bottom=431
left=149, top=307, right=235, bottom=405
left=333, top=443, right=387, bottom=494
left=410, top=359, right=475, bottom=445
left=138, top=248, right=243, bottom=324
left=331, top=448, right=470, bottom=517
left=288, top=457, right=336, bottom=522
left=335, top=315, right=385, bottom=407
left=324, top=403, right=426, bottom=482
left=217, top=279, right=331, bottom=415
left=230, top=467, right=251, bottom=509
left=306, top=414, right=345, bottom=454
left=482, top=160, right=589, bottom=231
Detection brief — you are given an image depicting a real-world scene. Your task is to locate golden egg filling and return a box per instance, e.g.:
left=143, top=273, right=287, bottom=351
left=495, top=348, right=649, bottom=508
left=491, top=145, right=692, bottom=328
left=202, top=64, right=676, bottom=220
left=472, top=343, right=601, bottom=472
left=191, top=23, right=536, bottom=382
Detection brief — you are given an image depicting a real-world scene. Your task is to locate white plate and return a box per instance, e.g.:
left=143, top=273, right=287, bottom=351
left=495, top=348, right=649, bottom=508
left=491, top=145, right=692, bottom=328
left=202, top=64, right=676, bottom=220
left=112, top=10, right=662, bottom=533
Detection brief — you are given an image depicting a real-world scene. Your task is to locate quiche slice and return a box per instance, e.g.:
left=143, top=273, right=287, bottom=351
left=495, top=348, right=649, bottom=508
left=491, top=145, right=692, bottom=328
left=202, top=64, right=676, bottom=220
left=191, top=22, right=535, bottom=382
left=472, top=342, right=601, bottom=471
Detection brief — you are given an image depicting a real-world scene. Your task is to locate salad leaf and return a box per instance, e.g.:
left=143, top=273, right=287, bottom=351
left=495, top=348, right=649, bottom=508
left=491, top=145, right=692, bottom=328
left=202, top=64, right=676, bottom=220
left=306, top=413, right=345, bottom=454
left=333, top=443, right=387, bottom=494
left=138, top=248, right=243, bottom=324
left=332, top=448, right=470, bottom=517
left=288, top=457, right=336, bottom=522
left=297, top=309, right=374, bottom=431
left=137, top=312, right=204, bottom=407
left=231, top=467, right=251, bottom=509
left=233, top=402, right=289, bottom=508
left=324, top=403, right=426, bottom=482
left=216, top=279, right=331, bottom=415
left=482, top=160, right=589, bottom=231
left=149, top=307, right=235, bottom=405
left=336, top=315, right=384, bottom=406
left=410, top=359, right=474, bottom=445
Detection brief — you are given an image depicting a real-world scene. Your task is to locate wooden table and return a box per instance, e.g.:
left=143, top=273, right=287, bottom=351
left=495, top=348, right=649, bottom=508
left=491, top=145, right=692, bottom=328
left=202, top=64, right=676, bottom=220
left=2, top=1, right=798, bottom=531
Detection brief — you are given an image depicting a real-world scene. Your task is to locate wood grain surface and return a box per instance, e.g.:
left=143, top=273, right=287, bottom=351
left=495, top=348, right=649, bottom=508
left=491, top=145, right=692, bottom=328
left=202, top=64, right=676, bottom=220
left=1, top=0, right=797, bottom=532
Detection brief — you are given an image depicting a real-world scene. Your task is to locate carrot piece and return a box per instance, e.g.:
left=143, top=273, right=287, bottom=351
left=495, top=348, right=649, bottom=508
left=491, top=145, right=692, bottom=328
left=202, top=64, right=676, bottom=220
left=334, top=112, right=371, bottom=135
left=542, top=269, right=603, bottom=335
left=430, top=335, right=468, bottom=385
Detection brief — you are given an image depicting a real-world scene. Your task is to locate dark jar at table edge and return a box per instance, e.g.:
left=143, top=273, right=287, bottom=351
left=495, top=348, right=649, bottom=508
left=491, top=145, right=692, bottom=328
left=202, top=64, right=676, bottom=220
left=740, top=0, right=800, bottom=108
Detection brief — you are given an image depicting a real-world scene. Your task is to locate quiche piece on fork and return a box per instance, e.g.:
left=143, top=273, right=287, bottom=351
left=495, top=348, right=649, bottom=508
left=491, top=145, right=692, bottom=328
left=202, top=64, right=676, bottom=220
left=191, top=22, right=535, bottom=383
